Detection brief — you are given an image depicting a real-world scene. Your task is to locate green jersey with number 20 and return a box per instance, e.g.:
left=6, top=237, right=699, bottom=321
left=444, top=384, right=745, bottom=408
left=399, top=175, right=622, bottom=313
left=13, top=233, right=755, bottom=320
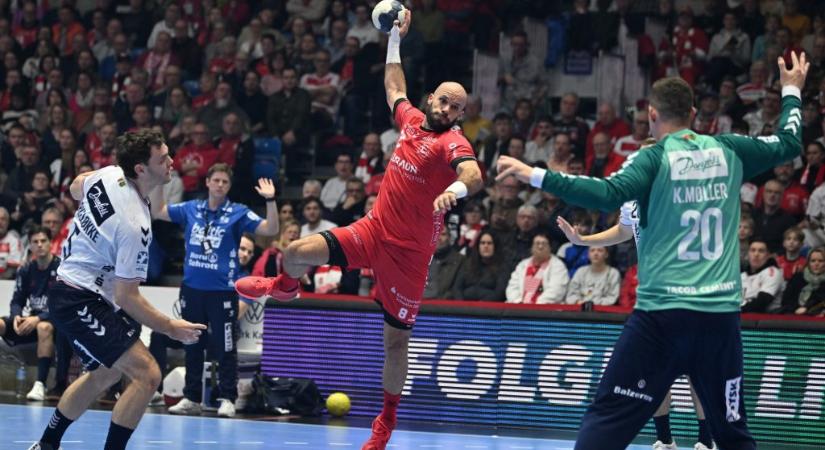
left=532, top=93, right=802, bottom=313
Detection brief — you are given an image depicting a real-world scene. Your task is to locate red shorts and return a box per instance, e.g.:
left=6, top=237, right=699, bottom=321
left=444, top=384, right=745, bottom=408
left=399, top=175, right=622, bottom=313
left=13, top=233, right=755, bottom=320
left=329, top=216, right=430, bottom=328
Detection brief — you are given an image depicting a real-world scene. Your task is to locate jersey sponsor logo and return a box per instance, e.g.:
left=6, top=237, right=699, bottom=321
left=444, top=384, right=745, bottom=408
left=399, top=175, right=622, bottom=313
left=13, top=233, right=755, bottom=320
left=86, top=180, right=115, bottom=226
left=612, top=385, right=653, bottom=402
left=247, top=211, right=261, bottom=221
left=389, top=153, right=426, bottom=184
left=189, top=222, right=227, bottom=251
left=136, top=251, right=148, bottom=266
left=668, top=148, right=728, bottom=181
left=726, top=376, right=742, bottom=422
left=757, top=135, right=779, bottom=144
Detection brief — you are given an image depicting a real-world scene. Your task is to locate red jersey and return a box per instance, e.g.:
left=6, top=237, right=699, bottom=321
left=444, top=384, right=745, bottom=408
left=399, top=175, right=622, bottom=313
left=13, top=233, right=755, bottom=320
left=776, top=255, right=806, bottom=281
left=372, top=99, right=476, bottom=253
left=754, top=182, right=809, bottom=217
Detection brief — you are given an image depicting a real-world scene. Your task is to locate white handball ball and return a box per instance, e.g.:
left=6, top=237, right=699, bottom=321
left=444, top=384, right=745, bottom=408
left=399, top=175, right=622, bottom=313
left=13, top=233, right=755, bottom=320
left=372, top=0, right=407, bottom=33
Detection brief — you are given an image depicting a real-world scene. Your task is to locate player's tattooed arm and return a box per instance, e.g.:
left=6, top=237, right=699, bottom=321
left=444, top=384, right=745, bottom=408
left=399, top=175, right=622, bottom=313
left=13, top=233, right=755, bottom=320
left=384, top=9, right=411, bottom=109
left=69, top=170, right=97, bottom=200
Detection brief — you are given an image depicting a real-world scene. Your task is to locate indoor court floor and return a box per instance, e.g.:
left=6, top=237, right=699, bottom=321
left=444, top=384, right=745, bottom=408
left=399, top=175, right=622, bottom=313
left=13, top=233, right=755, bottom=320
left=0, top=403, right=815, bottom=450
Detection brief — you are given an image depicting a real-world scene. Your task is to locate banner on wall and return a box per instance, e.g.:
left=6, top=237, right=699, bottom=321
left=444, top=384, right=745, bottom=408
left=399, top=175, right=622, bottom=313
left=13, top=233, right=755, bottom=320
left=262, top=306, right=825, bottom=446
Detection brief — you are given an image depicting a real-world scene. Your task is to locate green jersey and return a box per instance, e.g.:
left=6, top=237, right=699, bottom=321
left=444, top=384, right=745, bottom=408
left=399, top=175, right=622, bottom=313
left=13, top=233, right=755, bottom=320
left=535, top=94, right=802, bottom=313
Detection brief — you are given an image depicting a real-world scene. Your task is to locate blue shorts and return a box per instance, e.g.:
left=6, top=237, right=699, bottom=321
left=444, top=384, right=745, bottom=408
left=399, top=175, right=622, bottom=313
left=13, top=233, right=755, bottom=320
left=575, top=309, right=755, bottom=450
left=47, top=281, right=141, bottom=371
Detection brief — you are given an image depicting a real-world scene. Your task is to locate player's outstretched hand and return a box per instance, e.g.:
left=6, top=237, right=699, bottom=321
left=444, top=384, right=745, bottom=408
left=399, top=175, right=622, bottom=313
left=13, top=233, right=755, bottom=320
left=778, top=51, right=809, bottom=90
left=394, top=8, right=412, bottom=39
left=167, top=319, right=207, bottom=345
left=255, top=178, right=276, bottom=199
left=496, top=156, right=534, bottom=184
left=557, top=216, right=585, bottom=246
left=433, top=191, right=458, bottom=214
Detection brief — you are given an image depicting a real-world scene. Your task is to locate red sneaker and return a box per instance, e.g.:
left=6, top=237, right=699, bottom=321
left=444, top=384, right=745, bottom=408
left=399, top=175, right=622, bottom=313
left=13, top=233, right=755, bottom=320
left=234, top=275, right=299, bottom=302
left=361, top=415, right=396, bottom=450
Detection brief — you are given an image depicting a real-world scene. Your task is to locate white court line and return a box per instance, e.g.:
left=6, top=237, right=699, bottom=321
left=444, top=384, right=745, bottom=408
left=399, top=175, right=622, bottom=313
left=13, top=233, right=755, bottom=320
left=194, top=441, right=218, bottom=444
left=419, top=445, right=443, bottom=448
left=283, top=442, right=308, bottom=445
left=328, top=444, right=354, bottom=447
left=508, top=447, right=534, bottom=449
left=465, top=446, right=489, bottom=449
left=147, top=441, right=173, bottom=444
left=240, top=442, right=264, bottom=445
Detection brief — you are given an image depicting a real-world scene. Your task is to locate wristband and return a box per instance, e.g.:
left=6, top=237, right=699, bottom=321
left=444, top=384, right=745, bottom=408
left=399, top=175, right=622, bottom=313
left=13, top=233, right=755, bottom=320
left=781, top=85, right=801, bottom=99
left=264, top=196, right=277, bottom=202
left=445, top=181, right=468, bottom=198
left=530, top=167, right=547, bottom=188
left=386, top=26, right=401, bottom=64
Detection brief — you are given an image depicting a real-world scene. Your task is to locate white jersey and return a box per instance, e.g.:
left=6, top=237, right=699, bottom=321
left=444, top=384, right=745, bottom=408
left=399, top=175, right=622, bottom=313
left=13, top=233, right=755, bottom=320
left=618, top=200, right=640, bottom=245
left=57, top=166, right=152, bottom=305
left=740, top=265, right=783, bottom=308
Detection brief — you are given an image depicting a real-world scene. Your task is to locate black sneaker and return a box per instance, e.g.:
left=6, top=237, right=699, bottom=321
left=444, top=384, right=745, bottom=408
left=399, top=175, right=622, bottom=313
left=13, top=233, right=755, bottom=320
left=45, top=385, right=66, bottom=401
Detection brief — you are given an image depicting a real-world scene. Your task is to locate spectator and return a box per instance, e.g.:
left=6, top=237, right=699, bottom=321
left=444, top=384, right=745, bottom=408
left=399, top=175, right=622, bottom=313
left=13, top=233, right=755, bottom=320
left=776, top=227, right=807, bottom=281
left=321, top=152, right=354, bottom=209
left=112, top=82, right=146, bottom=133
left=236, top=71, right=267, bottom=134
left=137, top=31, right=179, bottom=93
left=525, top=116, right=554, bottom=164
left=707, top=10, right=752, bottom=88
left=565, top=246, right=621, bottom=306
left=802, top=100, right=823, bottom=145
left=460, top=95, right=491, bottom=147
left=752, top=179, right=800, bottom=253
left=547, top=133, right=574, bottom=173
left=325, top=18, right=350, bottom=66
left=800, top=142, right=825, bottom=193
left=192, top=71, right=217, bottom=111
left=507, top=204, right=540, bottom=263
left=692, top=92, right=733, bottom=135
left=614, top=109, right=650, bottom=157
left=197, top=81, right=250, bottom=140
left=783, top=247, right=825, bottom=316
left=215, top=113, right=257, bottom=207
left=737, top=59, right=769, bottom=107
left=300, top=197, right=337, bottom=237
left=740, top=215, right=756, bottom=269
left=553, top=92, right=590, bottom=157
left=5, top=144, right=46, bottom=200
left=557, top=210, right=593, bottom=277
left=88, top=122, right=116, bottom=169
left=354, top=133, right=382, bottom=183
left=302, top=179, right=323, bottom=200
left=655, top=8, right=708, bottom=86
left=586, top=132, right=625, bottom=178
left=0, top=207, right=23, bottom=280
left=480, top=112, right=513, bottom=176
left=292, top=34, right=321, bottom=77
left=253, top=220, right=301, bottom=278
left=782, top=0, right=810, bottom=44
left=51, top=5, right=85, bottom=56
left=457, top=201, right=486, bottom=253
left=300, top=49, right=341, bottom=130
left=346, top=3, right=381, bottom=48
left=453, top=231, right=509, bottom=301
left=327, top=177, right=366, bottom=227
left=172, top=122, right=219, bottom=199
left=11, top=169, right=56, bottom=228
left=157, top=86, right=191, bottom=133
left=506, top=233, right=569, bottom=304
left=744, top=88, right=782, bottom=136
left=423, top=226, right=464, bottom=300
left=0, top=225, right=63, bottom=401
left=498, top=31, right=545, bottom=112
left=755, top=161, right=809, bottom=218
left=585, top=103, right=631, bottom=160
left=511, top=99, right=535, bottom=140
left=266, top=66, right=312, bottom=167
left=741, top=239, right=784, bottom=313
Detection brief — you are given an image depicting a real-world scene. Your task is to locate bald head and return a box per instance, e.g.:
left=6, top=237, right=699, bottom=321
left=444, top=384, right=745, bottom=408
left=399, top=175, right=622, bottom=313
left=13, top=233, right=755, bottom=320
left=426, top=82, right=468, bottom=133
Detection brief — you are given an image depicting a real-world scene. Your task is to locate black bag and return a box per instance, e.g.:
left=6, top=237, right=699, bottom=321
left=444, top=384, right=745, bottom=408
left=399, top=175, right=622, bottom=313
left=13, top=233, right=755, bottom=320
left=246, top=374, right=324, bottom=416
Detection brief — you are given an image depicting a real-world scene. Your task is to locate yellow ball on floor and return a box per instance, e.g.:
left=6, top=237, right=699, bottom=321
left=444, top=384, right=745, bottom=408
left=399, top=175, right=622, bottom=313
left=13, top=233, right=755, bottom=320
left=326, top=392, right=351, bottom=417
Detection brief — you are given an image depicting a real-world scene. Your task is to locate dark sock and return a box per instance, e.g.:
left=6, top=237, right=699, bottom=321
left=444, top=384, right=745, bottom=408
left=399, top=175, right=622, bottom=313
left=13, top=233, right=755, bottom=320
left=697, top=419, right=713, bottom=447
left=40, top=408, right=73, bottom=448
left=653, top=414, right=673, bottom=444
left=379, top=390, right=401, bottom=423
left=37, top=357, right=52, bottom=383
left=103, top=421, right=135, bottom=450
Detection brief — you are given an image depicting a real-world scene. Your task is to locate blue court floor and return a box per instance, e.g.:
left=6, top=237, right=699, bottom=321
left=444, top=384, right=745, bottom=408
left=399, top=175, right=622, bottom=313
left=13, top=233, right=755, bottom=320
left=0, top=403, right=705, bottom=450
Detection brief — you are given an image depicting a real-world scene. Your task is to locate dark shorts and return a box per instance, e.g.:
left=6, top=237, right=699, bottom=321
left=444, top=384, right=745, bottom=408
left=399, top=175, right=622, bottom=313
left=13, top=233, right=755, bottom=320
left=47, top=281, right=141, bottom=371
left=323, top=216, right=430, bottom=330
left=1, top=316, right=42, bottom=346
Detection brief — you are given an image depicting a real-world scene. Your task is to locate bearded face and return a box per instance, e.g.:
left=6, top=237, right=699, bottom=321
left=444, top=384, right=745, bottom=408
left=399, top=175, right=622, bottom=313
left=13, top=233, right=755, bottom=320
left=425, top=101, right=458, bottom=133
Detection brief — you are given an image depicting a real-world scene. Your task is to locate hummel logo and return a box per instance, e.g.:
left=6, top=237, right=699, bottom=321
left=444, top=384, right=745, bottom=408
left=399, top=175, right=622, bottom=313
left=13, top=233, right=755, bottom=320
left=77, top=307, right=107, bottom=337
left=141, top=237, right=149, bottom=246
left=141, top=227, right=150, bottom=236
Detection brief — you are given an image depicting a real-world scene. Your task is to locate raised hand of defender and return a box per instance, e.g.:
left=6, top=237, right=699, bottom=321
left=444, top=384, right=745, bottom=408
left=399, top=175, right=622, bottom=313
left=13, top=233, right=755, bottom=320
left=167, top=319, right=207, bottom=344
left=496, top=156, right=534, bottom=184
left=433, top=191, right=458, bottom=214
left=778, top=51, right=809, bottom=90
left=393, top=8, right=412, bottom=39
left=255, top=178, right=276, bottom=199
left=557, top=216, right=585, bottom=246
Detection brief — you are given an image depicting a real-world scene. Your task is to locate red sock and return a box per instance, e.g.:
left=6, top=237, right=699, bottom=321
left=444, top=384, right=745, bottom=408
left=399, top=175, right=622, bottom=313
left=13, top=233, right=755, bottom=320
left=380, top=390, right=401, bottom=423
left=278, top=275, right=300, bottom=291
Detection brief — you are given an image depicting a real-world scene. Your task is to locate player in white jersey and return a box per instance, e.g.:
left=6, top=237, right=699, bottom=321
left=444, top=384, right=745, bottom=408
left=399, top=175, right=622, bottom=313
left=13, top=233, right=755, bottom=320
left=29, top=130, right=205, bottom=450
left=556, top=140, right=714, bottom=450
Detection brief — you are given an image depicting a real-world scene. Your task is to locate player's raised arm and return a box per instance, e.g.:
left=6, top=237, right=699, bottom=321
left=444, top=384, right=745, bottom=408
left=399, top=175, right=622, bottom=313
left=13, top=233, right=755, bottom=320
left=384, top=9, right=411, bottom=109
left=149, top=184, right=171, bottom=221
left=557, top=217, right=634, bottom=247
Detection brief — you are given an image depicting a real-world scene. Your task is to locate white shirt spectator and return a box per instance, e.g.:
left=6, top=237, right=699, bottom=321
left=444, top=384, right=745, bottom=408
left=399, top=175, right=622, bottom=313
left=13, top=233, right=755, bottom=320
left=320, top=177, right=347, bottom=210
left=300, top=219, right=337, bottom=238
left=565, top=265, right=621, bottom=305
left=506, top=256, right=569, bottom=304
left=741, top=264, right=783, bottom=310
left=525, top=137, right=554, bottom=164
left=380, top=128, right=400, bottom=155
left=300, top=71, right=341, bottom=116
left=347, top=22, right=380, bottom=47
left=0, top=230, right=24, bottom=276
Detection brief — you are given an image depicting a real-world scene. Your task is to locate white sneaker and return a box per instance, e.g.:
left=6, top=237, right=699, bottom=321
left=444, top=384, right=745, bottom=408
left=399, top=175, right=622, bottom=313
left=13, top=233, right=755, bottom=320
left=168, top=398, right=202, bottom=415
left=149, top=391, right=163, bottom=405
left=26, top=381, right=46, bottom=401
left=217, top=398, right=236, bottom=418
left=694, top=442, right=716, bottom=450
left=652, top=441, right=678, bottom=450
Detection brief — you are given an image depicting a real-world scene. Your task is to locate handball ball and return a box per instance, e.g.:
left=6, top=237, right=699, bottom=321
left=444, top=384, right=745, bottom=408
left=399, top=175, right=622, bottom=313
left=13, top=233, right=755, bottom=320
left=326, top=392, right=351, bottom=417
left=372, top=0, right=407, bottom=33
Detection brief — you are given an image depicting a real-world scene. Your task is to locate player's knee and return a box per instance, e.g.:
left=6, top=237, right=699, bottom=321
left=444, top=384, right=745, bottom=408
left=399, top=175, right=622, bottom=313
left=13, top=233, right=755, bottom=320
left=36, top=321, right=54, bottom=336
left=140, top=358, right=162, bottom=391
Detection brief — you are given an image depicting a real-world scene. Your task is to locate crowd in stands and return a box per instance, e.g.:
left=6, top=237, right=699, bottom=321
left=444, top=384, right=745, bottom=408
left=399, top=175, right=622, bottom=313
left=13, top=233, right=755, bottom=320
left=1, top=0, right=825, bottom=316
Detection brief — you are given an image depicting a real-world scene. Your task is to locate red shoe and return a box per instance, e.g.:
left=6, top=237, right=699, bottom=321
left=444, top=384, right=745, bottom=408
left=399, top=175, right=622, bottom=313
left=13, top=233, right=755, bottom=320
left=235, top=275, right=299, bottom=302
left=361, top=415, right=396, bottom=450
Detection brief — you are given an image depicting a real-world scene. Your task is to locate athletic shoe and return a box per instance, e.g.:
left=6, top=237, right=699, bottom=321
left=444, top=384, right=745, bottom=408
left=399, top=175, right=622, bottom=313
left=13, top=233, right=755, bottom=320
left=217, top=398, right=236, bottom=418
left=168, top=398, right=202, bottom=415
left=26, top=381, right=46, bottom=401
left=694, top=442, right=716, bottom=450
left=361, top=415, right=396, bottom=450
left=235, top=275, right=299, bottom=302
left=45, top=385, right=65, bottom=401
left=26, top=443, right=61, bottom=450
left=149, top=391, right=164, bottom=405
left=652, top=441, right=678, bottom=450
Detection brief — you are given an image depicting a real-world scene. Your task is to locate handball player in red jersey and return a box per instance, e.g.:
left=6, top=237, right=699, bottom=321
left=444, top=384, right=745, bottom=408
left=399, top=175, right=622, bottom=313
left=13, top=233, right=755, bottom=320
left=235, top=9, right=484, bottom=450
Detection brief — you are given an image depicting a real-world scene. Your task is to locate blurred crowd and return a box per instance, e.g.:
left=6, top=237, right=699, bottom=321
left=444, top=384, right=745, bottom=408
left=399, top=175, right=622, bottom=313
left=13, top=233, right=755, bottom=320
left=1, top=0, right=825, bottom=316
